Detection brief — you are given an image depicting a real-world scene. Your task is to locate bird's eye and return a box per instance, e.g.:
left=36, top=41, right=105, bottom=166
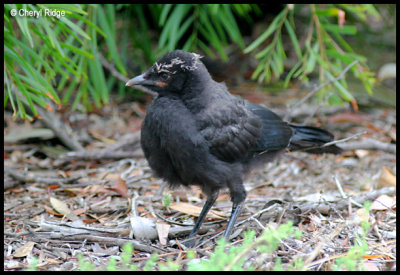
left=159, top=72, right=169, bottom=81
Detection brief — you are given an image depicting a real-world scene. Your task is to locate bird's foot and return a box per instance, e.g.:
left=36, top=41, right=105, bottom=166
left=181, top=238, right=196, bottom=248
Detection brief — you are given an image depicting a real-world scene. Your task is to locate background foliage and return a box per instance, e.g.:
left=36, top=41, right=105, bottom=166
left=4, top=4, right=392, bottom=120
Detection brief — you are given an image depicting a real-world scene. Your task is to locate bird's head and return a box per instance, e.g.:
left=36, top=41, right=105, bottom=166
left=126, top=50, right=207, bottom=95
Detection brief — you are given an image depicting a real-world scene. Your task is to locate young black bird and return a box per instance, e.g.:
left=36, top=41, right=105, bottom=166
left=126, top=50, right=341, bottom=247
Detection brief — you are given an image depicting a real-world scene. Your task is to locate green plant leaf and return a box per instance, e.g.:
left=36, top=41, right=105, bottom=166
left=59, top=17, right=91, bottom=40
left=159, top=4, right=173, bottom=25
left=323, top=23, right=357, bottom=35
left=284, top=20, right=302, bottom=59
left=244, top=8, right=287, bottom=53
left=14, top=4, right=34, bottom=47
left=96, top=6, right=126, bottom=75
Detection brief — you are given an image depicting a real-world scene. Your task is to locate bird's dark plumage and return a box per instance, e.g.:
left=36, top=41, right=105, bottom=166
left=126, top=50, right=341, bottom=246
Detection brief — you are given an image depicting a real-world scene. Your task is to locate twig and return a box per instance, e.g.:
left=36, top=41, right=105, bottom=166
left=337, top=138, right=396, bottom=154
left=10, top=86, right=85, bottom=152
left=98, top=53, right=156, bottom=96
left=37, top=106, right=85, bottom=152
left=302, top=90, right=335, bottom=125
left=222, top=225, right=273, bottom=271
left=249, top=217, right=266, bottom=230
left=293, top=130, right=366, bottom=153
left=4, top=166, right=81, bottom=186
left=303, top=223, right=346, bottom=266
left=299, top=187, right=396, bottom=214
left=304, top=239, right=397, bottom=269
left=197, top=203, right=282, bottom=247
left=63, top=149, right=143, bottom=160
left=302, top=130, right=396, bottom=155
left=322, top=130, right=367, bottom=147
left=333, top=174, right=363, bottom=208
left=30, top=233, right=163, bottom=254
left=285, top=60, right=359, bottom=121
left=98, top=53, right=130, bottom=83
left=333, top=174, right=347, bottom=199
left=61, top=132, right=143, bottom=160
left=98, top=132, right=141, bottom=152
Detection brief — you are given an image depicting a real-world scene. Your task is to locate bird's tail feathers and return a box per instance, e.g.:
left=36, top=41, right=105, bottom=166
left=288, top=124, right=342, bottom=154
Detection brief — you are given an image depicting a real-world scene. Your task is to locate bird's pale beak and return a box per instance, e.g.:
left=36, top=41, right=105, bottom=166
left=126, top=74, right=145, bottom=87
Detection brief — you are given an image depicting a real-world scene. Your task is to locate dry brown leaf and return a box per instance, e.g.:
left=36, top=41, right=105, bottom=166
left=86, top=184, right=111, bottom=195
left=170, top=202, right=228, bottom=219
left=46, top=185, right=60, bottom=190
left=128, top=169, right=143, bottom=177
left=370, top=194, right=396, bottom=210
left=72, top=208, right=87, bottom=216
left=363, top=254, right=386, bottom=260
left=50, top=197, right=71, bottom=215
left=355, top=149, right=369, bottom=158
left=355, top=208, right=370, bottom=223
left=13, top=241, right=35, bottom=258
left=62, top=188, right=81, bottom=196
left=156, top=222, right=171, bottom=246
left=44, top=205, right=60, bottom=216
left=45, top=258, right=63, bottom=264
left=97, top=171, right=120, bottom=181
left=388, top=128, right=396, bottom=141
left=89, top=129, right=116, bottom=144
left=107, top=179, right=130, bottom=198
left=7, top=187, right=25, bottom=194
left=49, top=197, right=79, bottom=221
left=378, top=166, right=396, bottom=188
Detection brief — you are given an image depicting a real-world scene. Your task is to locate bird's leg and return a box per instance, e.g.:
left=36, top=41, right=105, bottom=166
left=224, top=179, right=246, bottom=241
left=223, top=202, right=243, bottom=240
left=183, top=190, right=219, bottom=247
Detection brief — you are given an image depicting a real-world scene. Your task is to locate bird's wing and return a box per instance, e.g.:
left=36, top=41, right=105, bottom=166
left=198, top=99, right=262, bottom=162
left=244, top=101, right=293, bottom=152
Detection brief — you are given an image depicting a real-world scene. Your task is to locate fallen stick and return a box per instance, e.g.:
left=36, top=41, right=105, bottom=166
left=337, top=138, right=396, bottom=154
